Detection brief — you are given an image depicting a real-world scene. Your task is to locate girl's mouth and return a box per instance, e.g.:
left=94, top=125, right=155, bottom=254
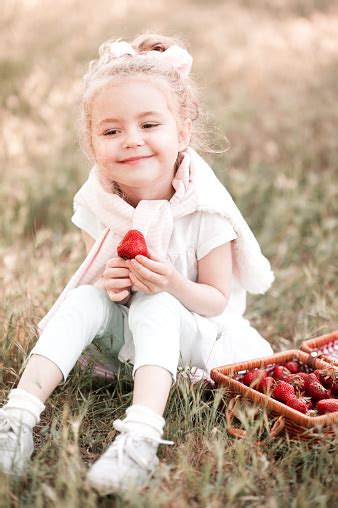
left=119, top=155, right=154, bottom=164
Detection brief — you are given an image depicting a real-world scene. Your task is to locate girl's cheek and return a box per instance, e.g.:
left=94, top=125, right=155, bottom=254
left=96, top=152, right=116, bottom=166
left=93, top=136, right=115, bottom=154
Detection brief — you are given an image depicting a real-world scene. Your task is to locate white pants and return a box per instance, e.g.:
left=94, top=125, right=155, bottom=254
left=30, top=285, right=273, bottom=384
left=29, top=286, right=206, bottom=383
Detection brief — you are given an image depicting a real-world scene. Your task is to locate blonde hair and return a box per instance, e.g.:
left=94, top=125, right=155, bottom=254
left=77, top=33, right=215, bottom=163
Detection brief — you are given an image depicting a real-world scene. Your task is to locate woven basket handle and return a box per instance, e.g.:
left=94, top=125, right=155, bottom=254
left=226, top=395, right=285, bottom=442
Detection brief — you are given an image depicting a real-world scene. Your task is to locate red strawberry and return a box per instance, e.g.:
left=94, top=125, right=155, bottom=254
left=315, top=368, right=338, bottom=391
left=272, top=381, right=295, bottom=403
left=314, top=369, right=333, bottom=388
left=242, top=369, right=267, bottom=388
left=305, top=399, right=314, bottom=411
left=317, top=399, right=338, bottom=414
left=258, top=376, right=275, bottom=395
left=273, top=365, right=291, bottom=382
left=307, top=373, right=319, bottom=383
left=288, top=374, right=306, bottom=395
left=297, top=372, right=318, bottom=390
left=305, top=380, right=330, bottom=401
left=117, top=230, right=148, bottom=260
left=331, top=380, right=338, bottom=396
left=284, top=361, right=301, bottom=374
left=286, top=396, right=308, bottom=414
left=297, top=372, right=309, bottom=382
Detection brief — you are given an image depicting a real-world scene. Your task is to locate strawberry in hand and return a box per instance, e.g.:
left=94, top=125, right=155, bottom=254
left=117, top=230, right=149, bottom=260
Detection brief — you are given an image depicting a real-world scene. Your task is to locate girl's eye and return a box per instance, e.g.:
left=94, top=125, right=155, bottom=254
left=103, top=129, right=119, bottom=136
left=142, top=123, right=159, bottom=129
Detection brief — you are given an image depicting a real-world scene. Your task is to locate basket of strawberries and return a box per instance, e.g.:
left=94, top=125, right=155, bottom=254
left=300, top=330, right=338, bottom=367
left=210, top=349, right=338, bottom=441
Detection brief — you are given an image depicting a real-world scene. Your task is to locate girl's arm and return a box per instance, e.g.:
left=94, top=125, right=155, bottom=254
left=81, top=230, right=132, bottom=304
left=127, top=242, right=233, bottom=318
left=170, top=242, right=232, bottom=317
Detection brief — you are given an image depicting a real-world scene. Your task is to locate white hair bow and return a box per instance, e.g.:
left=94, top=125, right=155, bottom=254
left=98, top=40, right=193, bottom=78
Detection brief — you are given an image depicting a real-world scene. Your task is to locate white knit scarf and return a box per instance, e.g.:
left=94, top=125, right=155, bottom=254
left=38, top=148, right=274, bottom=331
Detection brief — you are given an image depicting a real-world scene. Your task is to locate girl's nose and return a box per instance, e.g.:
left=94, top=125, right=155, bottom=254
left=122, top=128, right=144, bottom=149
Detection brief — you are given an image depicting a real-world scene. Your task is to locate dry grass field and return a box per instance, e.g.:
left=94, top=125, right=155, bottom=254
left=1, top=0, right=337, bottom=506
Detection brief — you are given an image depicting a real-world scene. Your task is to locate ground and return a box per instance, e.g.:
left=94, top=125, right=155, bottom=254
left=0, top=1, right=337, bottom=506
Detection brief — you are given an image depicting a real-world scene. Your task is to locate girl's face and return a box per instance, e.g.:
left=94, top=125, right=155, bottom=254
left=90, top=78, right=191, bottom=205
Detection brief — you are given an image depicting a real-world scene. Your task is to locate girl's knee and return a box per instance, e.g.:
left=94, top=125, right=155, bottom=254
left=63, top=285, right=117, bottom=337
left=65, top=285, right=114, bottom=318
left=66, top=284, right=107, bottom=305
left=128, top=292, right=178, bottom=329
left=129, top=291, right=179, bottom=315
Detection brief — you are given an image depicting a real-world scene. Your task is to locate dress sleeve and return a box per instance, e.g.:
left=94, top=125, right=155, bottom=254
left=71, top=205, right=104, bottom=240
left=196, top=212, right=238, bottom=260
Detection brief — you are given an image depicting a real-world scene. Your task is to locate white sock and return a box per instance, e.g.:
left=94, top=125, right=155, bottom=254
left=121, top=404, right=165, bottom=441
left=3, top=388, right=46, bottom=428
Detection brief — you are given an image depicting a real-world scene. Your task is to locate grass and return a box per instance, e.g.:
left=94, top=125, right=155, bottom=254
left=0, top=0, right=338, bottom=506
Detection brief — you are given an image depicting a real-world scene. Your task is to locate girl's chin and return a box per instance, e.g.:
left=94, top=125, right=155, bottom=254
left=96, top=173, right=114, bottom=191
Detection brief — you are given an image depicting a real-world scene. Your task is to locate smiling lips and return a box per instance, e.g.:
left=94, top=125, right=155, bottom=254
left=119, top=155, right=154, bottom=164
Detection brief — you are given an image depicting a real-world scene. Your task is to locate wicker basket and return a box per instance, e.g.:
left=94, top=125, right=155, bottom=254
left=210, top=349, right=338, bottom=441
left=300, top=330, right=338, bottom=367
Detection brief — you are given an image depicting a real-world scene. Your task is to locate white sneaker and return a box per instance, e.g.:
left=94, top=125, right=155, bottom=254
left=0, top=408, right=34, bottom=476
left=87, top=419, right=173, bottom=494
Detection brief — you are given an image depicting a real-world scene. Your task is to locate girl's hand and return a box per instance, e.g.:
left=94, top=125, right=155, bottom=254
left=102, top=257, right=133, bottom=302
left=126, top=248, right=180, bottom=295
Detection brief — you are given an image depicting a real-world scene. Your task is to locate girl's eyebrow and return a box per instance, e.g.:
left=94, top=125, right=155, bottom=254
left=97, top=111, right=164, bottom=128
left=138, top=111, right=164, bottom=118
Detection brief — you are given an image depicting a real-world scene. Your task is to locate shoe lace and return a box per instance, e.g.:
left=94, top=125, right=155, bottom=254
left=109, top=419, right=174, bottom=470
left=0, top=408, right=19, bottom=439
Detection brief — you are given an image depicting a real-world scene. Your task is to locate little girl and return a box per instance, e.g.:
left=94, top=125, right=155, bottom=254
left=0, top=34, right=274, bottom=493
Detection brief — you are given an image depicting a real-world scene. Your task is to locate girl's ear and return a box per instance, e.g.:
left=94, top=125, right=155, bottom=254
left=178, top=118, right=192, bottom=151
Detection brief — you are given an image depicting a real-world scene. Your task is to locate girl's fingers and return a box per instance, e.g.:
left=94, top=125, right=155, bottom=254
left=105, top=278, right=132, bottom=290
left=128, top=262, right=161, bottom=286
left=107, top=289, right=130, bottom=302
left=129, top=271, right=151, bottom=293
left=103, top=267, right=130, bottom=278
left=106, top=257, right=129, bottom=269
left=129, top=257, right=166, bottom=277
left=146, top=248, right=162, bottom=262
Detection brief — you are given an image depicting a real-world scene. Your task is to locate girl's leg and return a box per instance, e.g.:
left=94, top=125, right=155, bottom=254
left=0, top=285, right=125, bottom=475
left=87, top=291, right=203, bottom=493
left=132, top=365, right=172, bottom=416
left=0, top=355, right=63, bottom=474
left=27, top=285, right=124, bottom=388
left=2, top=284, right=119, bottom=430
left=17, top=355, right=63, bottom=403
left=129, top=290, right=204, bottom=414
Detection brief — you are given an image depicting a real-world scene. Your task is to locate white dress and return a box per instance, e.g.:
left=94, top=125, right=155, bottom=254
left=72, top=205, right=273, bottom=371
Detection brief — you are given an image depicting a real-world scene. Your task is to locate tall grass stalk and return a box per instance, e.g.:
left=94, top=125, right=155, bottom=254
left=1, top=0, right=337, bottom=506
